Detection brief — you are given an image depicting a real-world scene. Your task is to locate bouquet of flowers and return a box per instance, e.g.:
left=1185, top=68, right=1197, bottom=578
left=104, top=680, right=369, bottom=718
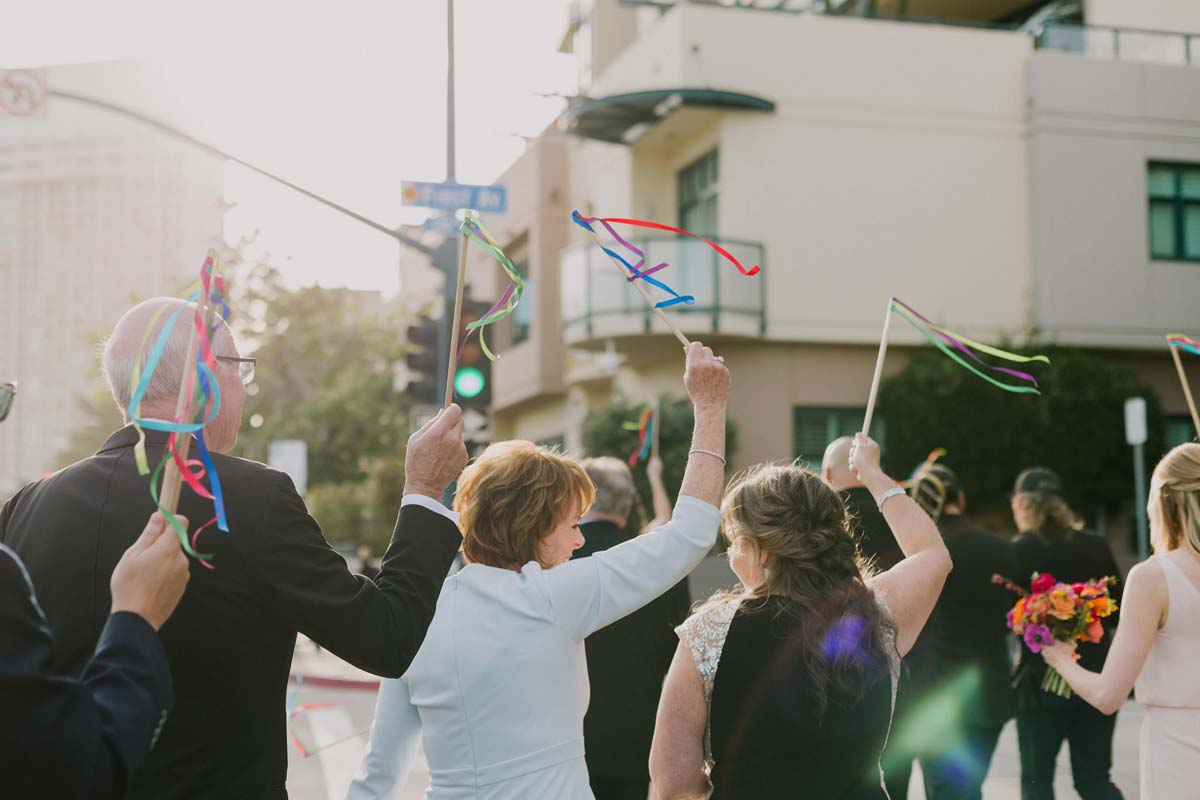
left=992, top=572, right=1118, bottom=697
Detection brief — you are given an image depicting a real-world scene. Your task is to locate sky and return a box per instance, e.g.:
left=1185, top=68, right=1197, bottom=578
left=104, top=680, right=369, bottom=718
left=3, top=0, right=578, bottom=294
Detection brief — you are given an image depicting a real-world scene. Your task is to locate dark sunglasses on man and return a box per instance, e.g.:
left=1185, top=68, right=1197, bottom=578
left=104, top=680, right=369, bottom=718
left=0, top=381, right=15, bottom=423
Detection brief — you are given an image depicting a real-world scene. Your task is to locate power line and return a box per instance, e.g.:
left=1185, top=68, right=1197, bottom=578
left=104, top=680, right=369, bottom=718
left=49, top=89, right=437, bottom=258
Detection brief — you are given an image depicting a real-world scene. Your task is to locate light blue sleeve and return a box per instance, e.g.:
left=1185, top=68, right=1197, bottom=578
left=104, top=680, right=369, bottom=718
left=540, top=495, right=721, bottom=640
left=346, top=676, right=422, bottom=800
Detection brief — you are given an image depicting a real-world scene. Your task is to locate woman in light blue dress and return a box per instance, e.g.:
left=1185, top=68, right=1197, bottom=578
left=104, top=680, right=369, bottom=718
left=347, top=342, right=730, bottom=800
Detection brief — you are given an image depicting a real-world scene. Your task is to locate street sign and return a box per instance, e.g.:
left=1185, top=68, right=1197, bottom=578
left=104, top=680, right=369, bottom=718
left=422, top=215, right=462, bottom=237
left=268, top=439, right=309, bottom=497
left=1124, top=397, right=1147, bottom=446
left=402, top=181, right=507, bottom=214
left=0, top=69, right=47, bottom=117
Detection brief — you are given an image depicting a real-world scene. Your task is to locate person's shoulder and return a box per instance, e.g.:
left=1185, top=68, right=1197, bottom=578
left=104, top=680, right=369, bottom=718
left=680, top=593, right=742, bottom=633
left=208, top=451, right=295, bottom=495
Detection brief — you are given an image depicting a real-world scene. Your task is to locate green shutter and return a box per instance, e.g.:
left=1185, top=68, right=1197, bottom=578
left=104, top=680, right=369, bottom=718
left=1150, top=201, right=1178, bottom=259
left=1181, top=168, right=1200, bottom=200
left=1147, top=165, right=1175, bottom=197
left=1184, top=205, right=1200, bottom=260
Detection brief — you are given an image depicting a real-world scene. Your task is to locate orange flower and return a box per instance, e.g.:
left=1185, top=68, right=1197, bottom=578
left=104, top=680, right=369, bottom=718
left=1049, top=588, right=1077, bottom=620
left=1089, top=597, right=1116, bottom=618
left=1024, top=594, right=1050, bottom=622
left=1085, top=618, right=1104, bottom=643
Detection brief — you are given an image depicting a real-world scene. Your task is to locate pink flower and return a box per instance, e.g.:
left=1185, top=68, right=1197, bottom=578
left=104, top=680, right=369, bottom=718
left=1085, top=619, right=1104, bottom=644
left=1024, top=624, right=1054, bottom=654
left=1031, top=573, right=1057, bottom=594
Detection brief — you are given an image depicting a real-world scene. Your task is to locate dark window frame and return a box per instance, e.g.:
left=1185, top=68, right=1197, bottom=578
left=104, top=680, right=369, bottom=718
left=1148, top=161, right=1200, bottom=263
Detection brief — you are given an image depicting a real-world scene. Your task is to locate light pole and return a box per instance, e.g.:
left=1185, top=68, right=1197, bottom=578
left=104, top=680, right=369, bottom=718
left=1124, top=397, right=1149, bottom=560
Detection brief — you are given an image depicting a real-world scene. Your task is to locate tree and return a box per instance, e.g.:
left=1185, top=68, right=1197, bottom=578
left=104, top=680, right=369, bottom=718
left=582, top=395, right=739, bottom=532
left=229, top=261, right=415, bottom=555
left=876, top=347, right=1166, bottom=523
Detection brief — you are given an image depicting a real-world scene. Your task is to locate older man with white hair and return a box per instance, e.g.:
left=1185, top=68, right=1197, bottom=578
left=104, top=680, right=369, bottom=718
left=573, top=455, right=690, bottom=800
left=0, top=297, right=469, bottom=800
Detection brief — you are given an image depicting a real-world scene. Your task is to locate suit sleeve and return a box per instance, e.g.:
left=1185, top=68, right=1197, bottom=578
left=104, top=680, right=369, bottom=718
left=250, top=473, right=463, bottom=678
left=541, top=496, right=720, bottom=640
left=346, top=677, right=423, bottom=800
left=0, top=547, right=172, bottom=800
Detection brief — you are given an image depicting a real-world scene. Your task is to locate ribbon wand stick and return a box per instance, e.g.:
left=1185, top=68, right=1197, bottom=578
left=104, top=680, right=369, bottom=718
left=444, top=218, right=470, bottom=408
left=1168, top=333, right=1200, bottom=437
left=861, top=297, right=894, bottom=437
left=160, top=270, right=219, bottom=513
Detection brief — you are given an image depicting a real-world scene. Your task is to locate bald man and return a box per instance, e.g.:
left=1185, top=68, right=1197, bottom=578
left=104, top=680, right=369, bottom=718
left=0, top=298, right=469, bottom=800
left=821, top=436, right=904, bottom=571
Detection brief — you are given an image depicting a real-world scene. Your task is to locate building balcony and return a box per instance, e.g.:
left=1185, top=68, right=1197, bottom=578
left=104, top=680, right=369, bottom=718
left=1035, top=21, right=1199, bottom=67
left=560, top=235, right=765, bottom=345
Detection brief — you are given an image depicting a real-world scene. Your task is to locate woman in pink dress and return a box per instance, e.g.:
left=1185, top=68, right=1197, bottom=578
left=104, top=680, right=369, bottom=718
left=1041, top=443, right=1200, bottom=799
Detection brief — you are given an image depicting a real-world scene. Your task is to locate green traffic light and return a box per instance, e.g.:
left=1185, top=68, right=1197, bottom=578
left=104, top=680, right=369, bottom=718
left=454, top=367, right=486, bottom=399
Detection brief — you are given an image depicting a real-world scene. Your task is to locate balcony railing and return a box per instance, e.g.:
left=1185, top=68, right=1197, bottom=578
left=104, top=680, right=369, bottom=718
left=560, top=235, right=766, bottom=344
left=1036, top=21, right=1198, bottom=67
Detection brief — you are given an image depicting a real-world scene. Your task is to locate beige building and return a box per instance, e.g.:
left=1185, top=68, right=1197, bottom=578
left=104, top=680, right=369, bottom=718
left=463, top=0, right=1200, bottom=480
left=0, top=64, right=225, bottom=495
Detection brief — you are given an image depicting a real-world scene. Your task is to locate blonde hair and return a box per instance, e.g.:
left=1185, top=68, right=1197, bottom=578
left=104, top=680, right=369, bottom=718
left=706, top=463, right=894, bottom=718
left=1016, top=493, right=1084, bottom=539
left=1149, top=443, right=1200, bottom=557
left=454, top=441, right=595, bottom=569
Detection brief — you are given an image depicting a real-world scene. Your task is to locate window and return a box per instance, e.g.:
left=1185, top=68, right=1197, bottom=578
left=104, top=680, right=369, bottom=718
left=512, top=260, right=532, bottom=345
left=678, top=150, right=719, bottom=236
left=792, top=406, right=885, bottom=469
left=1148, top=162, right=1200, bottom=262
left=1167, top=415, right=1196, bottom=448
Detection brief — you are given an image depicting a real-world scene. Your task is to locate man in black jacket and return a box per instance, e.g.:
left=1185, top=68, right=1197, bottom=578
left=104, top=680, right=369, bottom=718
left=1010, top=467, right=1124, bottom=800
left=574, top=456, right=690, bottom=800
left=899, top=464, right=1019, bottom=800
left=0, top=298, right=468, bottom=799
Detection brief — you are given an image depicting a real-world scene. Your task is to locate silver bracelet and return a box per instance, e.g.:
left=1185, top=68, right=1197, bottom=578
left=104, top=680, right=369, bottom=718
left=689, top=448, right=727, bottom=465
left=875, top=486, right=907, bottom=511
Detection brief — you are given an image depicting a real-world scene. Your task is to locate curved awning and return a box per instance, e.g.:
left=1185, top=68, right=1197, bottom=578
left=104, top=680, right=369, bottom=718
left=566, top=88, right=776, bottom=144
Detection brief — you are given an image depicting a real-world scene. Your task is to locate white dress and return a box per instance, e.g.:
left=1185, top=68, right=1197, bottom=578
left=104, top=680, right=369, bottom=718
left=346, top=496, right=721, bottom=800
left=1133, top=555, right=1200, bottom=800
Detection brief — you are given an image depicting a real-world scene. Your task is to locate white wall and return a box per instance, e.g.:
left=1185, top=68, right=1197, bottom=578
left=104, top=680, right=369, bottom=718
left=1028, top=52, right=1200, bottom=348
left=1087, top=0, right=1200, bottom=35
left=609, top=7, right=1036, bottom=345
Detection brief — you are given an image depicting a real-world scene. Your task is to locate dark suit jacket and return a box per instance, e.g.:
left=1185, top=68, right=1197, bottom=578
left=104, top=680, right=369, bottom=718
left=1012, top=527, right=1123, bottom=710
left=574, top=519, right=691, bottom=781
left=842, top=486, right=904, bottom=572
left=905, top=514, right=1018, bottom=727
left=0, top=544, right=173, bottom=799
left=0, top=426, right=462, bottom=799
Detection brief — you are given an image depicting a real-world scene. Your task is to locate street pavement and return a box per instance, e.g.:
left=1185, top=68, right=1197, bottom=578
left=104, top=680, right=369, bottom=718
left=286, top=637, right=1141, bottom=799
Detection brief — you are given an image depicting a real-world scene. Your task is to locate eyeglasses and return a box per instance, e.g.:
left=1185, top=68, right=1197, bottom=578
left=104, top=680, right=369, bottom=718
left=215, top=356, right=256, bottom=386
left=0, top=382, right=15, bottom=422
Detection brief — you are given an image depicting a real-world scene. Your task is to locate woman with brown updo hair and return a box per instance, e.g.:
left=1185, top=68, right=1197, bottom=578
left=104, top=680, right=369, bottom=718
left=1041, top=443, right=1200, bottom=799
left=650, top=433, right=952, bottom=799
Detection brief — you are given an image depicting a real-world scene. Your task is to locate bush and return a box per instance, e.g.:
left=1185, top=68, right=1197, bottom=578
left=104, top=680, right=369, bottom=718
left=877, top=347, right=1165, bottom=520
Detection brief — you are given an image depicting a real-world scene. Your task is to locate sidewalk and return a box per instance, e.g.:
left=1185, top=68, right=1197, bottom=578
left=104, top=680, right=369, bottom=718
left=290, top=637, right=381, bottom=691
left=287, top=641, right=1142, bottom=800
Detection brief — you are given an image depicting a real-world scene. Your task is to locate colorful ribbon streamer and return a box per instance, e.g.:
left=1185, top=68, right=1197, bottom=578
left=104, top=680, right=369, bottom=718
left=572, top=211, right=696, bottom=309
left=576, top=213, right=761, bottom=277
left=458, top=212, right=526, bottom=362
left=127, top=251, right=231, bottom=566
left=906, top=447, right=947, bottom=484
left=621, top=405, right=655, bottom=467
left=1168, top=334, right=1200, bottom=357
left=890, top=298, right=1048, bottom=394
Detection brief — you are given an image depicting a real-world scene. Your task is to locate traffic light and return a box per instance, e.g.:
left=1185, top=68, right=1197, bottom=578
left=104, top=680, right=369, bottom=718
left=452, top=299, right=493, bottom=409
left=405, top=315, right=439, bottom=404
